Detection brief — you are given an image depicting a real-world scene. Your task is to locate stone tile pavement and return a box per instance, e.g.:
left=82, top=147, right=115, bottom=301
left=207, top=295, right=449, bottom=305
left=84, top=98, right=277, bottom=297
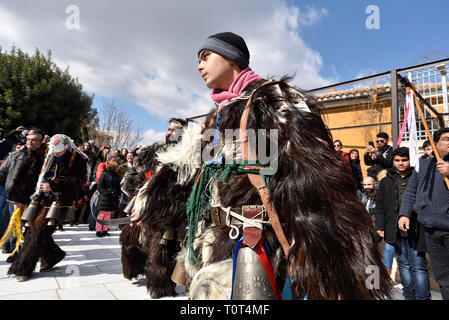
left=0, top=224, right=443, bottom=300
left=0, top=224, right=187, bottom=300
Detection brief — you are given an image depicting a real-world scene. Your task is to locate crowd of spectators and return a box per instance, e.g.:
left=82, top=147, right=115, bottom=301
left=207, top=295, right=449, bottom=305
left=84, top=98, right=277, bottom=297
left=335, top=130, right=449, bottom=300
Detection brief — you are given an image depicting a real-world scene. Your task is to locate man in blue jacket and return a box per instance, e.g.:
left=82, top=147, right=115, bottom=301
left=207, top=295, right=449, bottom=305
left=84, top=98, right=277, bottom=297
left=399, top=127, right=449, bottom=300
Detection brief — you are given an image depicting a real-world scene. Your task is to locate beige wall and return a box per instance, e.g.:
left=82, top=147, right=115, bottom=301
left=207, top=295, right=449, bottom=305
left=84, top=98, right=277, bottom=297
left=321, top=100, right=392, bottom=177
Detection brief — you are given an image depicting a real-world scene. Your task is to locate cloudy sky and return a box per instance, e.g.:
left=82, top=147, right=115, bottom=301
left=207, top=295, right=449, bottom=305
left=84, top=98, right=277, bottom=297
left=1, top=0, right=449, bottom=145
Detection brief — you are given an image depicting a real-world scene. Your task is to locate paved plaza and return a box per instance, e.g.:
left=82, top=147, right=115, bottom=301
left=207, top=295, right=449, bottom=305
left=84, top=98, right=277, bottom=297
left=0, top=224, right=442, bottom=300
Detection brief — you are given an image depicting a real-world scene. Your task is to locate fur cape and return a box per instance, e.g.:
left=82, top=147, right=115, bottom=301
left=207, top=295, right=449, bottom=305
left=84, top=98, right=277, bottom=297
left=128, top=77, right=393, bottom=300
left=189, top=78, right=391, bottom=300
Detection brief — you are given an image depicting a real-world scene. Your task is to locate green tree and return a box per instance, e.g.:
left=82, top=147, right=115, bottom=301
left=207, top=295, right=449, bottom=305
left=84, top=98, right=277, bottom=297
left=0, top=45, right=94, bottom=140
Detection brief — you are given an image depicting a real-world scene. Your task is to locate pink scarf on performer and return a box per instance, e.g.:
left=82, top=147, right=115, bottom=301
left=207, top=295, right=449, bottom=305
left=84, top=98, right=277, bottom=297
left=210, top=67, right=263, bottom=112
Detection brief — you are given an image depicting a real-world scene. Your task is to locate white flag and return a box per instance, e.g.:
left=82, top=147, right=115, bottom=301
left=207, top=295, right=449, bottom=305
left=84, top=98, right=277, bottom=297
left=406, top=90, right=420, bottom=172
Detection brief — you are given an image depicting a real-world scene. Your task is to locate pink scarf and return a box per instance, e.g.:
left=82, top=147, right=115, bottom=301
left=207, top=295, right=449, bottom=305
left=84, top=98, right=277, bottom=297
left=210, top=67, right=263, bottom=112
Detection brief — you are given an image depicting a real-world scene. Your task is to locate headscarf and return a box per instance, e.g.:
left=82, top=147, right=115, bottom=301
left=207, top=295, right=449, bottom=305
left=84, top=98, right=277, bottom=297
left=30, top=134, right=91, bottom=200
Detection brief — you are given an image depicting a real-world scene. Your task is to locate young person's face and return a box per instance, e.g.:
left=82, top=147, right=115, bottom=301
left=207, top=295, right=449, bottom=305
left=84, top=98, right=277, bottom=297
left=333, top=142, right=342, bottom=152
left=197, top=50, right=236, bottom=90
left=350, top=151, right=358, bottom=160
left=393, top=155, right=410, bottom=175
left=424, top=145, right=434, bottom=158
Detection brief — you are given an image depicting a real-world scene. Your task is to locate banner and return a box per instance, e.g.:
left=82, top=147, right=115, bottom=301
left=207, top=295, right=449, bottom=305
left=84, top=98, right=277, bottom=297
left=406, top=90, right=420, bottom=172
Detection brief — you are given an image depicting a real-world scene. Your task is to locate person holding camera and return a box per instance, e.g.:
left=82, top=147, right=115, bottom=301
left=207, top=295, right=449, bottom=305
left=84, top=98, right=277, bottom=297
left=6, top=126, right=28, bottom=153
left=364, top=132, right=393, bottom=181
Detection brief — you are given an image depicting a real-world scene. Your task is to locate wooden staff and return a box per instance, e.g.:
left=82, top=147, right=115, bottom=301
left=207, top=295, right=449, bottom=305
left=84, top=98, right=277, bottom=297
left=406, top=86, right=449, bottom=189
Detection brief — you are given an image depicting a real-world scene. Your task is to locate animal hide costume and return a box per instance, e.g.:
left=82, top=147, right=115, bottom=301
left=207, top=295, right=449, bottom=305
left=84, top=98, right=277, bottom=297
left=130, top=76, right=393, bottom=300
left=8, top=135, right=87, bottom=280
left=119, top=141, right=189, bottom=298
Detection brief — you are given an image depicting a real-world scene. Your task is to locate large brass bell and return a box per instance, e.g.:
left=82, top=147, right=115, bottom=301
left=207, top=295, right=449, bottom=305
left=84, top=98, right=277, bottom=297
left=21, top=200, right=40, bottom=224
left=61, top=201, right=77, bottom=222
left=46, top=201, right=61, bottom=226
left=171, top=246, right=187, bottom=286
left=123, top=196, right=136, bottom=216
left=232, top=246, right=276, bottom=300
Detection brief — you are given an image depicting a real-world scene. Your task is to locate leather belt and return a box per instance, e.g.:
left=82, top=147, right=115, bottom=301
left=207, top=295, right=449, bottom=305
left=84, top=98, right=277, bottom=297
left=208, top=207, right=243, bottom=226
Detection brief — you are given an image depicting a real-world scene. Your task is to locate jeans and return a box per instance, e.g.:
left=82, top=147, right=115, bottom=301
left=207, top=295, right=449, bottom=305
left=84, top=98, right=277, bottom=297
left=424, top=228, right=449, bottom=300
left=5, top=202, right=17, bottom=251
left=393, top=237, right=431, bottom=300
left=88, top=197, right=99, bottom=230
left=382, top=241, right=395, bottom=269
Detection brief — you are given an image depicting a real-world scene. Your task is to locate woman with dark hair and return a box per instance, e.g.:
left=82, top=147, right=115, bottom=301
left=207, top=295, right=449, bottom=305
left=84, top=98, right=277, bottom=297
left=349, top=149, right=364, bottom=195
left=96, top=159, right=121, bottom=237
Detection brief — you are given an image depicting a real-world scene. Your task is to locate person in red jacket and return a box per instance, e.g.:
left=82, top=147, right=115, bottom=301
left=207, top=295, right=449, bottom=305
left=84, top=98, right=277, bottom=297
left=334, top=140, right=350, bottom=163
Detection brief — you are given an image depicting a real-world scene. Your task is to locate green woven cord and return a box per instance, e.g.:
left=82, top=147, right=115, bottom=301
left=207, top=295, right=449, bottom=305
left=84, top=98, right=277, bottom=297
left=185, top=160, right=272, bottom=265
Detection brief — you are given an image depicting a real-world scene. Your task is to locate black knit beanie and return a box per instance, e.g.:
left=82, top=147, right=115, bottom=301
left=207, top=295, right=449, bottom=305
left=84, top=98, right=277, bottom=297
left=198, top=32, right=250, bottom=70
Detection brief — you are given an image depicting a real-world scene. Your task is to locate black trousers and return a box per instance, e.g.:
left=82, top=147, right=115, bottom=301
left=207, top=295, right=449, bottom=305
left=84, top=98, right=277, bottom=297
left=424, top=228, right=449, bottom=300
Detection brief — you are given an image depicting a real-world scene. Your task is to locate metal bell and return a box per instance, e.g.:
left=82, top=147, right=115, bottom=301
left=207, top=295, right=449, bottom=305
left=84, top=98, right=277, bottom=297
left=123, top=197, right=136, bottom=216
left=46, top=201, right=61, bottom=220
left=232, top=246, right=276, bottom=300
left=171, top=246, right=187, bottom=286
left=62, top=201, right=77, bottom=222
left=21, top=200, right=40, bottom=222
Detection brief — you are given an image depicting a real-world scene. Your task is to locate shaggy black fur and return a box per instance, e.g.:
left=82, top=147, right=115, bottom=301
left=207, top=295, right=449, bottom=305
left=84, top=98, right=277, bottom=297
left=211, top=78, right=392, bottom=299
left=8, top=208, right=65, bottom=277
left=119, top=224, right=147, bottom=280
left=144, top=231, right=179, bottom=298
left=137, top=165, right=194, bottom=296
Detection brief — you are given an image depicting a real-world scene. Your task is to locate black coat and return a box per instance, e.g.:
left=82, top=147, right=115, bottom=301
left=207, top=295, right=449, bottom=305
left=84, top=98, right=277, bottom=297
left=350, top=159, right=363, bottom=191
left=0, top=138, right=10, bottom=160
left=364, top=145, right=393, bottom=180
left=97, top=168, right=121, bottom=211
left=0, top=145, right=47, bottom=204
left=373, top=167, right=426, bottom=252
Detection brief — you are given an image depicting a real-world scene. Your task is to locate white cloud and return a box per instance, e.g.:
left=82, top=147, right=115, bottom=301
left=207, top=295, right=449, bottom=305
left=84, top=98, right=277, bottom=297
left=140, top=129, right=166, bottom=146
left=0, top=0, right=334, bottom=125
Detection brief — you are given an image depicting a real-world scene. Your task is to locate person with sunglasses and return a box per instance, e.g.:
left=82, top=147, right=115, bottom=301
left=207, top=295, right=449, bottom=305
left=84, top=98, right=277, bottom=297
left=364, top=132, right=393, bottom=181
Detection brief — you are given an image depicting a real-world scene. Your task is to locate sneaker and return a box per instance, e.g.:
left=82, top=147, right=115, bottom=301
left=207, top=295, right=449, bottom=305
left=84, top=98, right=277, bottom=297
left=102, top=231, right=110, bottom=237
left=15, top=275, right=30, bottom=282
left=96, top=231, right=103, bottom=237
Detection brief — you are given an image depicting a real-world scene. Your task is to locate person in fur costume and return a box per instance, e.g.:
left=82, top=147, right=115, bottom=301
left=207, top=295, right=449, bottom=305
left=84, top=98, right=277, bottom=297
left=180, top=31, right=393, bottom=300
left=7, top=134, right=88, bottom=282
left=120, top=138, right=189, bottom=298
left=126, top=121, right=211, bottom=298
left=128, top=32, right=393, bottom=300
left=119, top=142, right=164, bottom=281
left=120, top=119, right=187, bottom=294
